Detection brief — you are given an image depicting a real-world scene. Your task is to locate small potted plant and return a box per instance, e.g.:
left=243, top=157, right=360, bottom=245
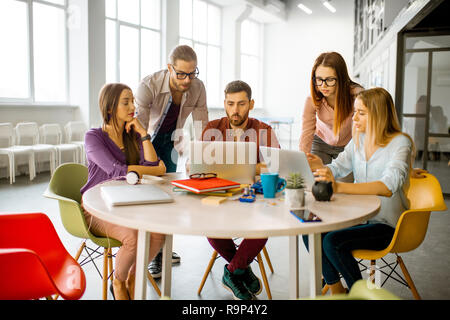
left=285, top=172, right=305, bottom=209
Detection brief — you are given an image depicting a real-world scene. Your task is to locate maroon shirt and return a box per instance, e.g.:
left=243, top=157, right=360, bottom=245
left=201, top=117, right=280, bottom=162
left=158, top=102, right=181, bottom=134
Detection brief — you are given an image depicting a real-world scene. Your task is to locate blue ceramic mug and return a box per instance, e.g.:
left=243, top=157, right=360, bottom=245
left=260, top=173, right=286, bottom=198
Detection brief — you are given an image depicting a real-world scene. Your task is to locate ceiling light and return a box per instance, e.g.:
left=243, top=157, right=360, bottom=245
left=297, top=3, right=312, bottom=15
left=323, top=1, right=336, bottom=13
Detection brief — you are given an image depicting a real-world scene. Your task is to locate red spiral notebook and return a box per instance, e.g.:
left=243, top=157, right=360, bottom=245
left=171, top=177, right=241, bottom=194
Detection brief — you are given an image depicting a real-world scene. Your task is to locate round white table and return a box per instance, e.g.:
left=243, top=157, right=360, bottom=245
left=82, top=173, right=380, bottom=300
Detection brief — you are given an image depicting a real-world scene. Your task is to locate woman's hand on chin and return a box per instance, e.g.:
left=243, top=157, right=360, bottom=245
left=126, top=118, right=147, bottom=136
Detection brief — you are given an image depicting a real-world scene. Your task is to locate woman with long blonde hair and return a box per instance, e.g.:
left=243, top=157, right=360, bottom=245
left=306, top=87, right=413, bottom=294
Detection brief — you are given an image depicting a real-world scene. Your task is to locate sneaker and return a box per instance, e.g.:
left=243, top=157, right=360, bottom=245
left=155, top=248, right=181, bottom=264
left=242, top=266, right=262, bottom=295
left=222, top=264, right=253, bottom=300
left=148, top=251, right=162, bottom=278
left=148, top=250, right=181, bottom=278
left=172, top=251, right=181, bottom=264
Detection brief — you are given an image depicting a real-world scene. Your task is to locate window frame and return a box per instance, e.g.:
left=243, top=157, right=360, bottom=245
left=179, top=0, right=222, bottom=108
left=0, top=0, right=69, bottom=105
left=240, top=18, right=263, bottom=108
left=105, top=0, right=163, bottom=87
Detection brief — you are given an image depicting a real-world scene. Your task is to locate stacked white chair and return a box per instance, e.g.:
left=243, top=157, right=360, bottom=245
left=0, top=123, right=36, bottom=184
left=15, top=122, right=57, bottom=177
left=39, top=123, right=81, bottom=166
left=64, top=121, right=87, bottom=165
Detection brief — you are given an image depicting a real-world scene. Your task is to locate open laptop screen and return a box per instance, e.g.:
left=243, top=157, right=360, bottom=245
left=259, top=147, right=315, bottom=191
left=189, top=141, right=257, bottom=184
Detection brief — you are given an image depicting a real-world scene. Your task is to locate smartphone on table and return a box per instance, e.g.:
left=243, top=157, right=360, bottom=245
left=290, top=209, right=322, bottom=223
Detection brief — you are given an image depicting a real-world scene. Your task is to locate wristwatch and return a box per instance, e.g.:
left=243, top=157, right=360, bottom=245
left=140, top=134, right=151, bottom=141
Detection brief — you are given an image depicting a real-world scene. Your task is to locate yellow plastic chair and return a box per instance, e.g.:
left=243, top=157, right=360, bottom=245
left=44, top=163, right=161, bottom=299
left=323, top=173, right=447, bottom=299
left=197, top=244, right=274, bottom=299
left=314, top=279, right=401, bottom=300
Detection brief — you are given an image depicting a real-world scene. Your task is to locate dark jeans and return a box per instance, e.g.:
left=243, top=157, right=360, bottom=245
left=153, top=132, right=178, bottom=173
left=207, top=238, right=268, bottom=273
left=311, top=135, right=345, bottom=165
left=311, top=135, right=353, bottom=182
left=303, top=223, right=395, bottom=289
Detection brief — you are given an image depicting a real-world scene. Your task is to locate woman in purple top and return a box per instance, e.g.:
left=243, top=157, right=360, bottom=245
left=81, top=83, right=166, bottom=300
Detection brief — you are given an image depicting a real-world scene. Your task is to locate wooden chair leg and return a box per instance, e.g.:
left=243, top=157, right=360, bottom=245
left=197, top=251, right=218, bottom=295
left=147, top=271, right=161, bottom=297
left=397, top=255, right=421, bottom=300
left=262, top=246, right=274, bottom=273
left=108, top=248, right=114, bottom=282
left=370, top=260, right=376, bottom=284
left=74, top=241, right=86, bottom=261
left=322, top=284, right=329, bottom=295
left=256, top=253, right=272, bottom=300
left=102, top=248, right=108, bottom=300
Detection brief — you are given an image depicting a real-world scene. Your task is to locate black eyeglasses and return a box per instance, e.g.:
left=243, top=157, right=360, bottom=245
left=171, top=65, right=199, bottom=80
left=189, top=172, right=217, bottom=180
left=313, top=77, right=337, bottom=87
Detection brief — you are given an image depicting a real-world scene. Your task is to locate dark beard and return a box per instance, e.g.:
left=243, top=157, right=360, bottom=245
left=227, top=111, right=249, bottom=127
left=170, top=77, right=190, bottom=93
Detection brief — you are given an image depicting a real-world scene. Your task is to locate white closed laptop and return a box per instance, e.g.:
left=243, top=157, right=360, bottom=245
left=189, top=141, right=257, bottom=184
left=101, top=184, right=174, bottom=207
left=259, top=146, right=315, bottom=191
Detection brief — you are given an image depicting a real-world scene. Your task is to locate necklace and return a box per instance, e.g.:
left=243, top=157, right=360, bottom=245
left=104, top=126, right=124, bottom=150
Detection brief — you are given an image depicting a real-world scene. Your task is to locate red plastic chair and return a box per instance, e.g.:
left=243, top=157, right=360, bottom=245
left=0, top=212, right=86, bottom=300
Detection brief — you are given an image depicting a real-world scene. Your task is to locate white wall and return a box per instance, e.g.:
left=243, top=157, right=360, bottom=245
left=353, top=0, right=433, bottom=98
left=263, top=0, right=355, bottom=148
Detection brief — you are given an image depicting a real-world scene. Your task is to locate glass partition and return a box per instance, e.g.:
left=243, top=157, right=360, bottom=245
left=401, top=34, right=450, bottom=195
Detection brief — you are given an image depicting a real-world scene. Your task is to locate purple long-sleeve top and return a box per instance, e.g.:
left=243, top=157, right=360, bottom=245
left=80, top=128, right=160, bottom=194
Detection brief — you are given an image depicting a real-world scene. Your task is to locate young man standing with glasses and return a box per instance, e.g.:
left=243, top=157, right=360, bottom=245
left=135, top=44, right=209, bottom=278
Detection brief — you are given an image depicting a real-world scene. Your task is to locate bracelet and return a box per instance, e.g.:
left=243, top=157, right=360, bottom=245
left=140, top=134, right=151, bottom=141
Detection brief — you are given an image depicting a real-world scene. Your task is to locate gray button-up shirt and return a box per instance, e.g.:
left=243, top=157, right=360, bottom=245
left=135, top=69, right=209, bottom=155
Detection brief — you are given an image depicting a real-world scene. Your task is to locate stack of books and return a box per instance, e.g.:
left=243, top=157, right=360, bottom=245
left=171, top=177, right=243, bottom=196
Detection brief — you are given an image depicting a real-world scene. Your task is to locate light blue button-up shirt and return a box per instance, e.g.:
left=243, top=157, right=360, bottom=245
left=327, top=133, right=412, bottom=228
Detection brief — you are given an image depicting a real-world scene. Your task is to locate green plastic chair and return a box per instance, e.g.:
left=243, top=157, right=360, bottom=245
left=312, top=279, right=401, bottom=300
left=43, top=163, right=160, bottom=299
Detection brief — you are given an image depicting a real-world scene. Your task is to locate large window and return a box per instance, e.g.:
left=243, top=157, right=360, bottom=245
left=0, top=0, right=68, bottom=103
left=105, top=0, right=162, bottom=90
left=179, top=0, right=221, bottom=108
left=240, top=19, right=262, bottom=107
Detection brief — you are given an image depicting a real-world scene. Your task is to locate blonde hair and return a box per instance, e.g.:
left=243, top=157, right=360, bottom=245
left=354, top=87, right=415, bottom=155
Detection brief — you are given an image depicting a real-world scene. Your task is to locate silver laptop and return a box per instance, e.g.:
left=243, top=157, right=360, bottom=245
left=189, top=141, right=257, bottom=184
left=101, top=184, right=174, bottom=207
left=259, top=146, right=315, bottom=191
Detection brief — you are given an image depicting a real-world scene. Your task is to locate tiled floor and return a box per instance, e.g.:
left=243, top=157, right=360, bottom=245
left=1, top=172, right=449, bottom=300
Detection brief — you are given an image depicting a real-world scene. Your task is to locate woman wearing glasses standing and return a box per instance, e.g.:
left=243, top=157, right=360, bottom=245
left=300, top=52, right=363, bottom=165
